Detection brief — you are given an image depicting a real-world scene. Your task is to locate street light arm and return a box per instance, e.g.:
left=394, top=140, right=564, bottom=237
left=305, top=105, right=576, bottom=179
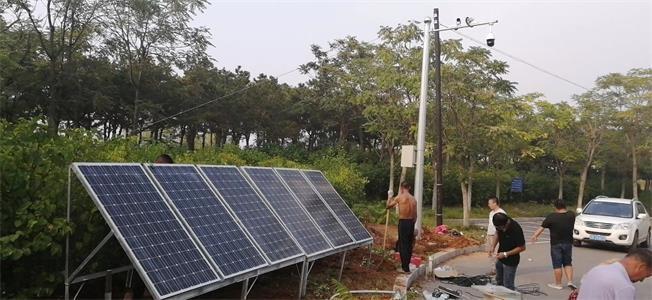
left=432, top=20, right=498, bottom=33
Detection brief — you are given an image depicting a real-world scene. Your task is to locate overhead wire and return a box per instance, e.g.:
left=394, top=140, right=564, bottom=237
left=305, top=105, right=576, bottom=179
left=439, top=23, right=592, bottom=92
left=137, top=35, right=382, bottom=135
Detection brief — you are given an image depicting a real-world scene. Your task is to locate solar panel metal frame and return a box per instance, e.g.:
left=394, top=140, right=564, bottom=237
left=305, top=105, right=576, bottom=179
left=196, top=165, right=306, bottom=266
left=71, top=163, right=221, bottom=300
left=300, top=169, right=373, bottom=245
left=240, top=166, right=334, bottom=258
left=143, top=164, right=270, bottom=279
left=273, top=167, right=356, bottom=250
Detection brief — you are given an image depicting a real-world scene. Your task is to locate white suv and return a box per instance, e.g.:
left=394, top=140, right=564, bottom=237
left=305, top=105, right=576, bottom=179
left=573, top=197, right=651, bottom=249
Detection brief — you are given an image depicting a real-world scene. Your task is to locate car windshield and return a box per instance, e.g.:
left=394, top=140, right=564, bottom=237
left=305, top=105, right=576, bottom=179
left=583, top=201, right=632, bottom=218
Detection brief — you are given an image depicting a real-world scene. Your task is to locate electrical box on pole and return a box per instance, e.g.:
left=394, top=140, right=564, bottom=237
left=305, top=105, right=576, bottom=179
left=400, top=145, right=416, bottom=168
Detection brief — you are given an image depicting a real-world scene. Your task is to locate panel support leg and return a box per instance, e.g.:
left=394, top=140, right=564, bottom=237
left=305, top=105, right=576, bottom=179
left=338, top=251, right=347, bottom=281
left=104, top=270, right=112, bottom=300
left=298, top=259, right=308, bottom=299
left=301, top=261, right=314, bottom=298
left=240, top=278, right=249, bottom=300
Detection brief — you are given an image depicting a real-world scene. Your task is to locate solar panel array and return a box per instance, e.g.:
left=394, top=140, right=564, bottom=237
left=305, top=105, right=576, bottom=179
left=73, top=163, right=372, bottom=299
left=302, top=170, right=373, bottom=242
left=76, top=164, right=219, bottom=299
left=198, top=166, right=303, bottom=263
left=274, top=169, right=354, bottom=247
left=242, top=167, right=332, bottom=255
left=146, top=165, right=267, bottom=277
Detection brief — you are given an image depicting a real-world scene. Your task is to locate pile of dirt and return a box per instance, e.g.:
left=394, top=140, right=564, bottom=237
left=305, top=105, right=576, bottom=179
left=366, top=223, right=481, bottom=256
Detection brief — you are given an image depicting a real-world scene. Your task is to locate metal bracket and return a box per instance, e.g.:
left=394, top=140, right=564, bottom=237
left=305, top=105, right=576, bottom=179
left=67, top=231, right=115, bottom=282
left=240, top=276, right=258, bottom=300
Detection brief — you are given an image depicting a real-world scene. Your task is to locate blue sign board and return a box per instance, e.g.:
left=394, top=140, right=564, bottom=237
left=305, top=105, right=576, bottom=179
left=511, top=177, right=524, bottom=193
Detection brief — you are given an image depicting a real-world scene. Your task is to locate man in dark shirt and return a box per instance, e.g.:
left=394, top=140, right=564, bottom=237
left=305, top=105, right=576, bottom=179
left=492, top=213, right=527, bottom=290
left=531, top=199, right=576, bottom=290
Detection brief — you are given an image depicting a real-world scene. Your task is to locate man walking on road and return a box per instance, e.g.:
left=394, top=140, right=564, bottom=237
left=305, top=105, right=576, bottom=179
left=577, top=248, right=652, bottom=300
left=487, top=196, right=506, bottom=273
left=491, top=213, right=526, bottom=290
left=387, top=181, right=417, bottom=273
left=530, top=199, right=576, bottom=290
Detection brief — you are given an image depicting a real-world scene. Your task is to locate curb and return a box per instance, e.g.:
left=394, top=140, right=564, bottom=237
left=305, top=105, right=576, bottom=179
left=392, top=245, right=483, bottom=297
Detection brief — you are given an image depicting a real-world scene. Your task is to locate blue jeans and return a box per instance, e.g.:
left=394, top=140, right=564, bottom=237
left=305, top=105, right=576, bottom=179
left=495, top=260, right=518, bottom=290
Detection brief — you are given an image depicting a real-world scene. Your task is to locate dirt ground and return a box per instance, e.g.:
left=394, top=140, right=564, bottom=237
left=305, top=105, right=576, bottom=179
left=206, top=223, right=480, bottom=299
left=366, top=223, right=480, bottom=255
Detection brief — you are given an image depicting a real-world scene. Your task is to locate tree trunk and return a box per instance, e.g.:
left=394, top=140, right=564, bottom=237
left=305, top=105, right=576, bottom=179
left=631, top=144, right=638, bottom=199
left=179, top=126, right=186, bottom=147
left=201, top=132, right=206, bottom=149
left=600, top=167, right=606, bottom=192
left=621, top=178, right=626, bottom=198
left=461, top=162, right=474, bottom=227
left=495, top=177, right=501, bottom=199
left=388, top=147, right=395, bottom=195
left=431, top=159, right=437, bottom=211
left=187, top=125, right=197, bottom=151
left=558, top=172, right=564, bottom=200
left=577, top=145, right=597, bottom=208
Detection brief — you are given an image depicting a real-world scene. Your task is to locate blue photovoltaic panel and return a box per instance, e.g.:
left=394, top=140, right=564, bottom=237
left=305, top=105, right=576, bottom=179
left=303, top=170, right=372, bottom=242
left=199, top=166, right=304, bottom=263
left=146, top=165, right=267, bottom=277
left=242, top=167, right=332, bottom=256
left=75, top=164, right=218, bottom=298
left=275, top=169, right=353, bottom=247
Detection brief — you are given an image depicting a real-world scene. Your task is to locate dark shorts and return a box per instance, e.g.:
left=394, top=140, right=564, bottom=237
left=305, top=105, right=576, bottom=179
left=550, top=242, right=572, bottom=268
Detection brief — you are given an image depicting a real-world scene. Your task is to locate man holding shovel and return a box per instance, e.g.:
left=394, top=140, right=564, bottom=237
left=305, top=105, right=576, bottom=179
left=387, top=181, right=417, bottom=273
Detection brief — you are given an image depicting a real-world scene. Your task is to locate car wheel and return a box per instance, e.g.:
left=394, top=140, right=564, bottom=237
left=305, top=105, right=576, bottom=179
left=573, top=239, right=582, bottom=247
left=629, top=231, right=638, bottom=251
left=642, top=228, right=651, bottom=248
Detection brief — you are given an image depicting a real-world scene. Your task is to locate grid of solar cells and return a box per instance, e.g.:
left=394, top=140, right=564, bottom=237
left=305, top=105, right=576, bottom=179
left=146, top=165, right=267, bottom=277
left=242, top=167, right=332, bottom=255
left=303, top=170, right=372, bottom=242
left=76, top=165, right=218, bottom=298
left=199, top=166, right=304, bottom=263
left=275, top=169, right=353, bottom=247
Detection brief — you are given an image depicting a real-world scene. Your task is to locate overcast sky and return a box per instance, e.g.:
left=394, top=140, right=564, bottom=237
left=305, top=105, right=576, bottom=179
left=192, top=0, right=652, bottom=103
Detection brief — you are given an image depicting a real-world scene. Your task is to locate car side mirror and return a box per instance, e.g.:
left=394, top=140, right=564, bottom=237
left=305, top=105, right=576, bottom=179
left=576, top=208, right=582, bottom=214
left=637, top=213, right=647, bottom=219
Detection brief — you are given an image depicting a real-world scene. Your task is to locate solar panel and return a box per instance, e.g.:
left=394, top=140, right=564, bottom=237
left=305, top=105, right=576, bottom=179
left=145, top=164, right=268, bottom=278
left=198, top=166, right=304, bottom=264
left=274, top=168, right=353, bottom=247
left=302, top=170, right=372, bottom=242
left=74, top=164, right=219, bottom=299
left=241, top=167, right=332, bottom=256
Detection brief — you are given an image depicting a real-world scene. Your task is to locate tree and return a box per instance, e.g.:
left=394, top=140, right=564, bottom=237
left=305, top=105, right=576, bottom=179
left=100, top=0, right=210, bottom=138
left=596, top=68, right=652, bottom=199
left=442, top=41, right=515, bottom=226
left=574, top=90, right=615, bottom=208
left=12, top=0, right=102, bottom=135
left=535, top=100, right=581, bottom=199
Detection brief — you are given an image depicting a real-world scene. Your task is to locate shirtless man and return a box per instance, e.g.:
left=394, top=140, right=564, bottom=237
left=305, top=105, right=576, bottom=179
left=387, top=181, right=417, bottom=272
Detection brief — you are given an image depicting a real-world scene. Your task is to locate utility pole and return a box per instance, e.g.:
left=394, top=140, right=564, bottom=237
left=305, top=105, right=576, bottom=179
left=414, top=17, right=432, bottom=237
left=433, top=8, right=444, bottom=226
left=414, top=9, right=497, bottom=228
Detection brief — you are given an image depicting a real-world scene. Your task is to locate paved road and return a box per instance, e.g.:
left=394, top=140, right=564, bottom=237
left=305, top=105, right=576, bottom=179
left=421, top=218, right=652, bottom=299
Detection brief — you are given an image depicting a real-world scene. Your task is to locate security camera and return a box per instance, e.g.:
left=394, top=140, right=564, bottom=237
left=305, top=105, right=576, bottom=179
left=486, top=25, right=495, bottom=47
left=486, top=32, right=495, bottom=47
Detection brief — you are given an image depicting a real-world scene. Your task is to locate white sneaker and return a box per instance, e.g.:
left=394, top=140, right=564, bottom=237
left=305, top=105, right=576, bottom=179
left=567, top=282, right=577, bottom=290
left=547, top=283, right=563, bottom=290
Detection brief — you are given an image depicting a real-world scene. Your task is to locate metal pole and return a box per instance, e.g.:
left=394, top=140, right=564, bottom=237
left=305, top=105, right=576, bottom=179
left=65, top=167, right=72, bottom=300
left=298, top=260, right=307, bottom=299
left=433, top=9, right=444, bottom=226
left=241, top=278, right=249, bottom=300
left=337, top=251, right=347, bottom=281
left=104, top=270, right=112, bottom=300
left=414, top=17, right=432, bottom=235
